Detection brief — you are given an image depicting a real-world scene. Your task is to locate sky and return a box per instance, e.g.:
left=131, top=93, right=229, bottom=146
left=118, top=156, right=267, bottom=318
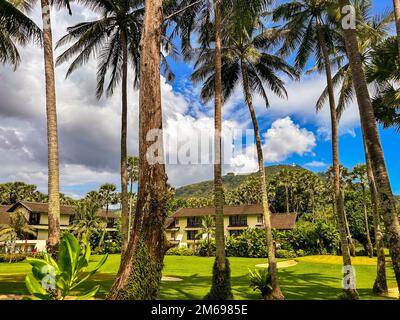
left=0, top=0, right=399, bottom=199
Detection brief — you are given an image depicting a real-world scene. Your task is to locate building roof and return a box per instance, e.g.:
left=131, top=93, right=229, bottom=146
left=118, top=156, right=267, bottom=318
left=171, top=205, right=297, bottom=229
left=0, top=205, right=11, bottom=212
left=0, top=211, right=10, bottom=225
left=6, top=201, right=118, bottom=219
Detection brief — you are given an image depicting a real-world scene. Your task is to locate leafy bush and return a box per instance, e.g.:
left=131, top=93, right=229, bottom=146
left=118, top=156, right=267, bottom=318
left=226, top=228, right=268, bottom=258
left=248, top=268, right=272, bottom=299
left=197, top=239, right=216, bottom=257
left=275, top=249, right=297, bottom=259
left=25, top=233, right=107, bottom=300
left=166, top=246, right=194, bottom=256
left=0, top=253, right=27, bottom=263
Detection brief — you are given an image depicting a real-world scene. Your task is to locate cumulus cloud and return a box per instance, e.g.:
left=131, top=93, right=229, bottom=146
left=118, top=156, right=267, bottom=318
left=304, top=160, right=329, bottom=168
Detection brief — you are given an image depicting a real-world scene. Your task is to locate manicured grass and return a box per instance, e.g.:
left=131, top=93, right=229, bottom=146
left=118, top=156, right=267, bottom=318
left=0, top=254, right=397, bottom=300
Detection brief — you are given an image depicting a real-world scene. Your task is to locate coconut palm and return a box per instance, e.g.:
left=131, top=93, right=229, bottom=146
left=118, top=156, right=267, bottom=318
left=0, top=211, right=36, bottom=254
left=98, top=183, right=118, bottom=216
left=339, top=0, right=400, bottom=297
left=0, top=0, right=41, bottom=69
left=56, top=0, right=143, bottom=257
left=198, top=215, right=215, bottom=256
left=273, top=0, right=358, bottom=299
left=351, top=164, right=373, bottom=258
left=176, top=0, right=269, bottom=300
left=70, top=201, right=104, bottom=240
left=393, top=0, right=400, bottom=59
left=127, top=155, right=139, bottom=242
left=192, top=14, right=297, bottom=298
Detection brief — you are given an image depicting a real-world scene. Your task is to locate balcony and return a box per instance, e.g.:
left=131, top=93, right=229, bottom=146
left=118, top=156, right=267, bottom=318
left=228, top=222, right=248, bottom=228
left=185, top=223, right=202, bottom=228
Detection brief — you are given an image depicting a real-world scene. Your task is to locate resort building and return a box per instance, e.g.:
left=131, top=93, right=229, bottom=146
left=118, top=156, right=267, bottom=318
left=165, top=204, right=297, bottom=249
left=0, top=201, right=118, bottom=252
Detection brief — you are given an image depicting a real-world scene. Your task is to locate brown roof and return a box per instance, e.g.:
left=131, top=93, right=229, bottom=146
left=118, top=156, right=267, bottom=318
left=7, top=201, right=118, bottom=219
left=0, top=205, right=11, bottom=212
left=172, top=205, right=297, bottom=229
left=0, top=211, right=10, bottom=225
left=164, top=217, right=175, bottom=229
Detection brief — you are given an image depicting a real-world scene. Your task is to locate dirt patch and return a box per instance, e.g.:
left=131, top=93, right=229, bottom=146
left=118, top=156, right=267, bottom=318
left=255, top=260, right=298, bottom=269
left=386, top=288, right=399, bottom=299
left=0, top=294, right=25, bottom=300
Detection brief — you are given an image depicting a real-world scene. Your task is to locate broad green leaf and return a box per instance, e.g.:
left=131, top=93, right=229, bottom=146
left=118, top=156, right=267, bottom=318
left=25, top=274, right=49, bottom=299
left=75, top=286, right=99, bottom=300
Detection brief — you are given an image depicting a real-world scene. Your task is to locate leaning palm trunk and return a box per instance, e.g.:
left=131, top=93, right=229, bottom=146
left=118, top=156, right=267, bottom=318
left=205, top=0, right=232, bottom=300
left=107, top=0, right=169, bottom=300
left=362, top=132, right=388, bottom=294
left=343, top=194, right=356, bottom=257
left=41, top=0, right=60, bottom=257
left=339, top=0, right=400, bottom=297
left=317, top=18, right=358, bottom=299
left=393, top=0, right=400, bottom=60
left=361, top=183, right=374, bottom=258
left=242, top=65, right=284, bottom=300
left=120, top=30, right=129, bottom=257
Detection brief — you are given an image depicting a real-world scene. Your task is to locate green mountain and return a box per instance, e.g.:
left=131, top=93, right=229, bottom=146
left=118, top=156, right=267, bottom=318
left=175, top=164, right=309, bottom=199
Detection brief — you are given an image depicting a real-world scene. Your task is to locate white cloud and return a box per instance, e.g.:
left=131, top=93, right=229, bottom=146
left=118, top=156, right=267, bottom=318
left=263, top=117, right=316, bottom=162
left=304, top=160, right=329, bottom=168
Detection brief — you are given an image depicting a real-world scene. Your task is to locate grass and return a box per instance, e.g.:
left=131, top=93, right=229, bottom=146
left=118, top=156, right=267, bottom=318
left=0, top=254, right=397, bottom=300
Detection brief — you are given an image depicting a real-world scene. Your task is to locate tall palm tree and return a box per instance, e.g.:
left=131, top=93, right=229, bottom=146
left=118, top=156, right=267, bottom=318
left=198, top=215, right=215, bottom=256
left=98, top=183, right=117, bottom=216
left=127, top=155, right=139, bottom=242
left=56, top=0, right=144, bottom=257
left=192, top=15, right=297, bottom=298
left=175, top=0, right=268, bottom=300
left=393, top=0, right=400, bottom=59
left=0, top=0, right=41, bottom=69
left=351, top=164, right=373, bottom=258
left=339, top=0, right=400, bottom=297
left=70, top=201, right=104, bottom=240
left=273, top=0, right=358, bottom=299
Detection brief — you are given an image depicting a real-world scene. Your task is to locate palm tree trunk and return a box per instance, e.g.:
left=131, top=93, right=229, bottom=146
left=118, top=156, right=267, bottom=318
left=41, top=0, right=60, bottom=257
left=363, top=132, right=388, bottom=294
left=362, top=184, right=374, bottom=258
left=393, top=0, right=400, bottom=60
left=339, top=0, right=400, bottom=296
left=242, top=64, right=284, bottom=300
left=205, top=0, right=232, bottom=300
left=106, top=0, right=168, bottom=300
left=317, top=18, right=358, bottom=299
left=343, top=191, right=356, bottom=257
left=128, top=177, right=134, bottom=242
left=120, top=30, right=129, bottom=257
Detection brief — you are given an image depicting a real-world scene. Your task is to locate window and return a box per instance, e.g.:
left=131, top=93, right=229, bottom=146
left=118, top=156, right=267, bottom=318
left=106, top=218, right=114, bottom=228
left=257, top=215, right=264, bottom=224
left=187, top=230, right=199, bottom=241
left=171, top=231, right=176, bottom=240
left=229, top=215, right=247, bottom=227
left=29, top=212, right=40, bottom=225
left=187, top=217, right=202, bottom=228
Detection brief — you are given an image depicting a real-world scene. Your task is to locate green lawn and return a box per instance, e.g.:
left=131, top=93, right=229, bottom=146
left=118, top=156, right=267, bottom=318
left=0, top=255, right=397, bottom=300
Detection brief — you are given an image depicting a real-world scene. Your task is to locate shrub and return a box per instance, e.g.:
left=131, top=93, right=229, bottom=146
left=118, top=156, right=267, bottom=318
left=226, top=228, right=268, bottom=258
left=197, top=239, right=216, bottom=257
left=248, top=268, right=272, bottom=299
left=275, top=249, right=297, bottom=259
left=0, top=253, right=27, bottom=263
left=166, top=246, right=194, bottom=256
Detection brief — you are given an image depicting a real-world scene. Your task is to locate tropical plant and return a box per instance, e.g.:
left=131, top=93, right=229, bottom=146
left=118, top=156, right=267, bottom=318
left=98, top=183, right=118, bottom=216
left=197, top=215, right=215, bottom=256
left=339, top=0, right=400, bottom=297
left=25, top=233, right=107, bottom=300
left=70, top=202, right=105, bottom=240
left=0, top=0, right=41, bottom=69
left=249, top=268, right=272, bottom=300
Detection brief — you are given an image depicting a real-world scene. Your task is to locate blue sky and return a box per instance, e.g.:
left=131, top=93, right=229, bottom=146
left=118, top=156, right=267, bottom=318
left=0, top=0, right=398, bottom=198
left=164, top=0, right=400, bottom=194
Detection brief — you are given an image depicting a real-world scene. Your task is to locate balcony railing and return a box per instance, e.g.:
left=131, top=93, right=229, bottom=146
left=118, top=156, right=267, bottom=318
left=186, top=223, right=202, bottom=228
left=228, top=222, right=248, bottom=227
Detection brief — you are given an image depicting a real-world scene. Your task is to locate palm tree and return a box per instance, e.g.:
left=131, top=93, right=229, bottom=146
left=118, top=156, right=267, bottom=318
left=192, top=14, right=297, bottom=298
left=176, top=0, right=268, bottom=300
left=351, top=164, right=373, bottom=258
left=127, top=156, right=139, bottom=243
left=56, top=0, right=145, bottom=257
left=0, top=211, right=36, bottom=254
left=339, top=0, right=400, bottom=297
left=0, top=0, right=41, bottom=69
left=198, top=215, right=215, bottom=256
left=393, top=0, right=400, bottom=59
left=273, top=0, right=358, bottom=299
left=70, top=202, right=104, bottom=240
left=98, top=183, right=117, bottom=216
